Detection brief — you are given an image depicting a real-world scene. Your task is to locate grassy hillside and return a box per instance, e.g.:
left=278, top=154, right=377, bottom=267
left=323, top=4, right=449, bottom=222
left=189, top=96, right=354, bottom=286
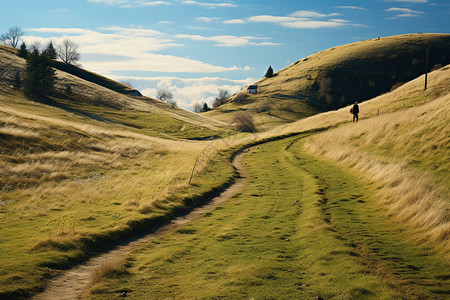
left=0, top=44, right=240, bottom=298
left=1, top=39, right=448, bottom=298
left=50, top=60, right=140, bottom=96
left=0, top=44, right=232, bottom=140
left=86, top=65, right=449, bottom=299
left=207, top=33, right=450, bottom=129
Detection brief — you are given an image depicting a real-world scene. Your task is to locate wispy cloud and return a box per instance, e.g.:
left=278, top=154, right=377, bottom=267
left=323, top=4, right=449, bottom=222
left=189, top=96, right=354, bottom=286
left=385, top=0, right=428, bottom=3
left=196, top=16, right=215, bottom=22
left=25, top=27, right=249, bottom=74
left=228, top=10, right=359, bottom=29
left=100, top=25, right=165, bottom=36
left=223, top=19, right=246, bottom=24
left=182, top=1, right=237, bottom=9
left=87, top=0, right=128, bottom=4
left=290, top=11, right=340, bottom=18
left=87, top=0, right=171, bottom=7
left=133, top=1, right=171, bottom=6
left=386, top=7, right=424, bottom=18
left=174, top=33, right=280, bottom=47
left=336, top=6, right=367, bottom=10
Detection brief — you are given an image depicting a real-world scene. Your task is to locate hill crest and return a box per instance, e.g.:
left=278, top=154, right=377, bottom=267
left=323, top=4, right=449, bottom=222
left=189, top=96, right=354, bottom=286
left=207, top=33, right=450, bottom=129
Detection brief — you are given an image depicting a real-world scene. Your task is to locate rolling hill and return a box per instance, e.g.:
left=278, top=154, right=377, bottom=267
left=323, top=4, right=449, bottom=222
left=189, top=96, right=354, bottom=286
left=0, top=44, right=237, bottom=298
left=206, top=33, right=450, bottom=130
left=0, top=44, right=232, bottom=140
left=82, top=65, right=449, bottom=299
left=0, top=35, right=448, bottom=299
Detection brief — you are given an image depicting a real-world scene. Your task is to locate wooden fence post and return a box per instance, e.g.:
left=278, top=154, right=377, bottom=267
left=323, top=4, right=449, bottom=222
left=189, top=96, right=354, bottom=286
left=189, top=155, right=199, bottom=185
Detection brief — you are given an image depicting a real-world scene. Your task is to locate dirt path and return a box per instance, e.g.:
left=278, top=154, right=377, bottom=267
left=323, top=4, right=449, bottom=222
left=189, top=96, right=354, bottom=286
left=32, top=150, right=248, bottom=300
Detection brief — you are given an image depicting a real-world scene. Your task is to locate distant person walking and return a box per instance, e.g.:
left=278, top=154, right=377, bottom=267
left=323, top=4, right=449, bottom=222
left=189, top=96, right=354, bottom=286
left=351, top=102, right=359, bottom=123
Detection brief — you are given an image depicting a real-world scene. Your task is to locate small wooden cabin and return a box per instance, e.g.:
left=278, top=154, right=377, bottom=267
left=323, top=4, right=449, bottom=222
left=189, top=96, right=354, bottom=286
left=247, top=85, right=258, bottom=94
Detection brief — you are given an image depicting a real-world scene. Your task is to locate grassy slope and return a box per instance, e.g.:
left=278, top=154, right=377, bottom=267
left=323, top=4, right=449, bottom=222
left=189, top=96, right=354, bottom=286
left=0, top=42, right=448, bottom=298
left=0, top=44, right=232, bottom=140
left=88, top=135, right=448, bottom=299
left=0, top=45, right=237, bottom=297
left=207, top=33, right=450, bottom=129
left=86, top=66, right=449, bottom=299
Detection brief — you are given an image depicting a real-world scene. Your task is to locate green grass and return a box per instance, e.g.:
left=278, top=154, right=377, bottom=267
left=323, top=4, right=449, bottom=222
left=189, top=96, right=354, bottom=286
left=0, top=88, right=237, bottom=298
left=87, top=135, right=449, bottom=299
left=0, top=148, right=236, bottom=298
left=49, top=95, right=231, bottom=140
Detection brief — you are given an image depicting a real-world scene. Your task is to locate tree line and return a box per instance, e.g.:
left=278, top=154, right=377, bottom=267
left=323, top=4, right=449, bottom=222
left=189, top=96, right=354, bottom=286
left=2, top=26, right=81, bottom=101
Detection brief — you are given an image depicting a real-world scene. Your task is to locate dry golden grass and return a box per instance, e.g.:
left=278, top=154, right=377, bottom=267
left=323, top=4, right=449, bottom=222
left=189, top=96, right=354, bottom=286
left=208, top=33, right=450, bottom=129
left=303, top=92, right=449, bottom=258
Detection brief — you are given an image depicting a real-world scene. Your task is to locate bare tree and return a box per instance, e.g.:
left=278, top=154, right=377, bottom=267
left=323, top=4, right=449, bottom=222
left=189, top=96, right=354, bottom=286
left=1, top=26, right=24, bottom=48
left=212, top=88, right=229, bottom=108
left=157, top=89, right=177, bottom=106
left=193, top=101, right=209, bottom=113
left=193, top=102, right=203, bottom=113
left=57, top=39, right=80, bottom=64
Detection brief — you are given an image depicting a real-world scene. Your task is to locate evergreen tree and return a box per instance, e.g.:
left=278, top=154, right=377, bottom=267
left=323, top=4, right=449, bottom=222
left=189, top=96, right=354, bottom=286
left=202, top=102, right=210, bottom=112
left=18, top=42, right=28, bottom=58
left=42, top=41, right=57, bottom=59
left=265, top=65, right=274, bottom=78
left=23, top=50, right=56, bottom=101
left=13, top=71, right=22, bottom=90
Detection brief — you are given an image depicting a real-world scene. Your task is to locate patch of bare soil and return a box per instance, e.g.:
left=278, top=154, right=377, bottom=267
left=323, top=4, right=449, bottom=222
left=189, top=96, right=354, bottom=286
left=32, top=151, right=248, bottom=300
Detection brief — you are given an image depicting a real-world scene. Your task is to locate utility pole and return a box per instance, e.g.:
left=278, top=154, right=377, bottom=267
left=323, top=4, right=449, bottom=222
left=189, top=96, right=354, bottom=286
left=424, top=48, right=429, bottom=90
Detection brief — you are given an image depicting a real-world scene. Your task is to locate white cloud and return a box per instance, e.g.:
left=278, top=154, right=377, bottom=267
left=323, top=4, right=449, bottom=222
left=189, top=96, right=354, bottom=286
left=84, top=54, right=247, bottom=73
left=290, top=11, right=340, bottom=18
left=88, top=0, right=171, bottom=7
left=223, top=19, right=246, bottom=24
left=25, top=27, right=250, bottom=74
left=113, top=76, right=255, bottom=110
left=196, top=17, right=213, bottom=22
left=386, top=0, right=428, bottom=2
left=182, top=1, right=237, bottom=9
left=100, top=26, right=164, bottom=36
left=386, top=7, right=423, bottom=13
left=336, top=6, right=367, bottom=10
left=87, top=0, right=128, bottom=4
left=135, top=1, right=171, bottom=6
left=28, top=27, right=95, bottom=35
left=246, top=11, right=357, bottom=29
left=174, top=33, right=280, bottom=47
left=386, top=7, right=424, bottom=18
left=247, top=15, right=298, bottom=24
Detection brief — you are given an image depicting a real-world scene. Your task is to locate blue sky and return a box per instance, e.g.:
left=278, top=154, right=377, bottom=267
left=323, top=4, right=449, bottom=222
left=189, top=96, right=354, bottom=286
left=1, top=0, right=449, bottom=110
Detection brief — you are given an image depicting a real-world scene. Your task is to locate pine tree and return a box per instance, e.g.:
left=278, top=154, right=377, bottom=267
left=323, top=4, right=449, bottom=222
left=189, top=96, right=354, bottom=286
left=265, top=65, right=274, bottom=78
left=23, top=50, right=56, bottom=101
left=18, top=42, right=28, bottom=58
left=43, top=41, right=57, bottom=59
left=13, top=71, right=22, bottom=90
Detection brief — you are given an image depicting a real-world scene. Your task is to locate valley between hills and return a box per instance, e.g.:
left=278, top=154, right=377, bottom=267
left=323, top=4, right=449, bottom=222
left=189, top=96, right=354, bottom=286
left=0, top=33, right=449, bottom=299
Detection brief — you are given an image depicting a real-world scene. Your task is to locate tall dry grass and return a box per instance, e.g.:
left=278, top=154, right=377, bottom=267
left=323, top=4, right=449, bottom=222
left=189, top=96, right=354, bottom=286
left=0, top=89, right=217, bottom=252
left=303, top=94, right=449, bottom=257
left=250, top=64, right=447, bottom=140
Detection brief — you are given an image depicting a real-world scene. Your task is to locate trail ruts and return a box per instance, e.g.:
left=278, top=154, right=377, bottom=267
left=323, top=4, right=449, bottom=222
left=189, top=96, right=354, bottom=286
left=32, top=151, right=248, bottom=300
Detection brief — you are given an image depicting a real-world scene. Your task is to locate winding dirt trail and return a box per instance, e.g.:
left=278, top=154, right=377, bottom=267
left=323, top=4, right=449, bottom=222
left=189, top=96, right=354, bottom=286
left=33, top=151, right=248, bottom=300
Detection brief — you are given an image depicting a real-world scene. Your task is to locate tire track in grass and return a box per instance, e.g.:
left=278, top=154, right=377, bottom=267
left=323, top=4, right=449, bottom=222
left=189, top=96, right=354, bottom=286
left=78, top=133, right=447, bottom=299
left=284, top=136, right=450, bottom=299
left=32, top=151, right=248, bottom=300
left=88, top=134, right=399, bottom=299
